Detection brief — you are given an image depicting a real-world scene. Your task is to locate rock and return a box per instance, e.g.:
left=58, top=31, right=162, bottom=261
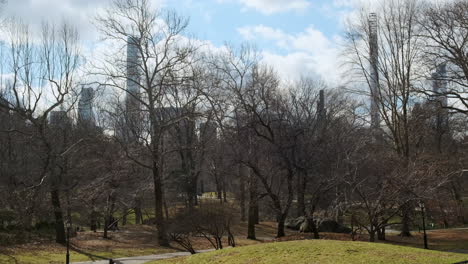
left=299, top=218, right=314, bottom=233
left=286, top=216, right=351, bottom=234
left=285, top=216, right=306, bottom=231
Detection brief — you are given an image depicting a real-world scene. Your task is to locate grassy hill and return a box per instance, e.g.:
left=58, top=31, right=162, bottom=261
left=150, top=240, right=468, bottom=264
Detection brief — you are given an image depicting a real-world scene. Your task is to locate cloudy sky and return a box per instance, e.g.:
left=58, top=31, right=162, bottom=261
left=1, top=0, right=374, bottom=85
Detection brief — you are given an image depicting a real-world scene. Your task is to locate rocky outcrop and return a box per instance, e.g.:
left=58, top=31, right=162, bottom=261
left=285, top=216, right=351, bottom=234
left=285, top=216, right=307, bottom=230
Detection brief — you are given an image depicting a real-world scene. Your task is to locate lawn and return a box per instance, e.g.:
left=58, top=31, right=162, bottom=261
left=0, top=223, right=263, bottom=264
left=149, top=240, right=468, bottom=264
left=2, top=224, right=468, bottom=264
left=0, top=225, right=175, bottom=264
left=0, top=246, right=172, bottom=264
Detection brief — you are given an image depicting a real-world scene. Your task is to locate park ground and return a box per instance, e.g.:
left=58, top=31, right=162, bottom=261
left=1, top=222, right=468, bottom=264
left=149, top=239, right=468, bottom=264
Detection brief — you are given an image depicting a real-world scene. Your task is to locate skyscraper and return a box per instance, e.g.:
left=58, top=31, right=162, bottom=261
left=432, top=63, right=448, bottom=108
left=432, top=63, right=449, bottom=132
left=369, top=13, right=380, bottom=130
left=317, top=89, right=326, bottom=125
left=78, top=87, right=95, bottom=126
left=126, top=35, right=141, bottom=112
left=116, top=36, right=142, bottom=142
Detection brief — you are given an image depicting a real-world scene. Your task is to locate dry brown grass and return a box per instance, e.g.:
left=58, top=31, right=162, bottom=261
left=275, top=227, right=468, bottom=252
left=2, top=223, right=467, bottom=264
left=385, top=229, right=468, bottom=251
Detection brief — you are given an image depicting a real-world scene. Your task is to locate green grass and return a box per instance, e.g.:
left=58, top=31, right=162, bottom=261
left=0, top=247, right=174, bottom=264
left=149, top=240, right=468, bottom=264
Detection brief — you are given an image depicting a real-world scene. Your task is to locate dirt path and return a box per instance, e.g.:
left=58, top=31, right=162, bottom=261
left=71, top=249, right=215, bottom=264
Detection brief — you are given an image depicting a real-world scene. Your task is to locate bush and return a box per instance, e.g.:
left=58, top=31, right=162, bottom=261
left=168, top=202, right=238, bottom=253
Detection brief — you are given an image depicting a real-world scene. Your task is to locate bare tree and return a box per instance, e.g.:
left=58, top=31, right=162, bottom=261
left=94, top=0, right=198, bottom=246
left=344, top=0, right=425, bottom=236
left=231, top=65, right=296, bottom=237
left=0, top=19, right=81, bottom=243
left=206, top=44, right=260, bottom=239
left=419, top=0, right=468, bottom=114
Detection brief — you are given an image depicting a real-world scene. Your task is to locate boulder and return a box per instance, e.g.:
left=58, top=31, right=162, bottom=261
left=299, top=218, right=314, bottom=233
left=285, top=216, right=351, bottom=234
left=285, top=216, right=306, bottom=231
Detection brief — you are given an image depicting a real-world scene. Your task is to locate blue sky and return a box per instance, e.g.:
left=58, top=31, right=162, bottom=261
left=168, top=0, right=348, bottom=47
left=161, top=0, right=361, bottom=83
left=1, top=0, right=365, bottom=84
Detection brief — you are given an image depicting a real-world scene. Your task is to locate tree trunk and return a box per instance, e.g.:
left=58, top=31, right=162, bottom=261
left=104, top=194, right=115, bottom=239
left=135, top=197, right=142, bottom=225
left=90, top=208, right=97, bottom=232
left=103, top=217, right=108, bottom=239
left=377, top=226, right=386, bottom=240
left=296, top=172, right=306, bottom=217
left=187, top=189, right=195, bottom=209
left=400, top=203, right=412, bottom=237
left=420, top=203, right=429, bottom=249
left=122, top=210, right=127, bottom=226
left=223, top=183, right=227, bottom=203
left=186, top=175, right=198, bottom=209
left=254, top=204, right=259, bottom=224
left=135, top=207, right=142, bottom=224
left=311, top=216, right=320, bottom=239
left=247, top=197, right=257, bottom=240
left=153, top=161, right=169, bottom=246
left=163, top=196, right=169, bottom=220
left=276, top=213, right=286, bottom=238
left=216, top=237, right=223, bottom=249
left=228, top=227, right=236, bottom=247
left=51, top=189, right=66, bottom=244
left=247, top=169, right=257, bottom=240
left=193, top=177, right=198, bottom=206
left=369, top=229, right=376, bottom=242
left=368, top=223, right=377, bottom=242
left=239, top=165, right=246, bottom=222
left=335, top=207, right=344, bottom=225
left=215, top=174, right=222, bottom=201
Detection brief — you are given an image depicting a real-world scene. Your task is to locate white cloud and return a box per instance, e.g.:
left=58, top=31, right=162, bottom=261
left=238, top=25, right=288, bottom=44
left=262, top=52, right=320, bottom=82
left=237, top=25, right=345, bottom=84
left=1, top=0, right=104, bottom=41
left=332, top=0, right=451, bottom=9
left=0, top=0, right=167, bottom=42
left=217, top=0, right=311, bottom=15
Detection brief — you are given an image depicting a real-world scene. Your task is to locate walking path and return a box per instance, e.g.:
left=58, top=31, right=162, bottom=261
left=72, top=249, right=215, bottom=264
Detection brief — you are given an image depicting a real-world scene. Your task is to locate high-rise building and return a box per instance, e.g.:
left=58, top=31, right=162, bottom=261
left=432, top=63, right=449, bottom=132
left=78, top=87, right=95, bottom=126
left=432, top=63, right=448, bottom=108
left=116, top=36, right=142, bottom=142
left=317, top=89, right=326, bottom=125
left=126, top=36, right=141, bottom=112
left=369, top=13, right=380, bottom=130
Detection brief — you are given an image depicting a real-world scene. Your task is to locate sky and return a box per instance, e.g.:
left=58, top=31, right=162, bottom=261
left=0, top=0, right=376, bottom=85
